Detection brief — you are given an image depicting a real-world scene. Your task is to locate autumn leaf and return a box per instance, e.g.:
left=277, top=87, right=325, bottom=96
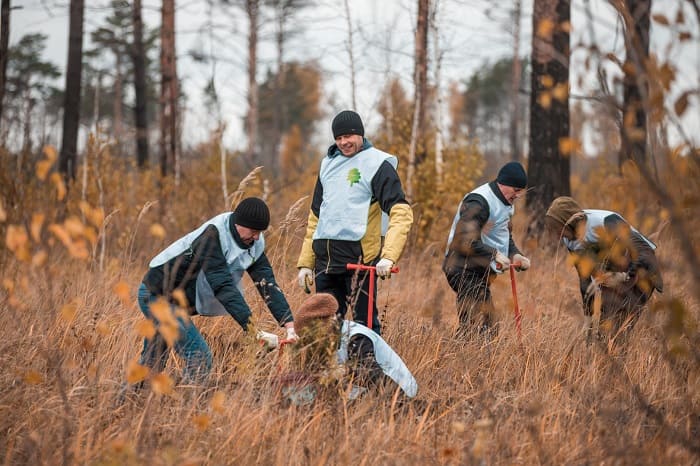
left=0, top=198, right=6, bottom=222
left=113, top=281, right=131, bottom=305
left=674, top=91, right=690, bottom=117
left=43, top=145, right=58, bottom=162
left=651, top=14, right=669, bottom=25
left=30, top=213, right=45, bottom=243
left=211, top=391, right=226, bottom=413
left=536, top=18, right=554, bottom=39
left=149, top=223, right=166, bottom=239
left=36, top=160, right=53, bottom=181
left=151, top=372, right=174, bottom=395
left=135, top=319, right=156, bottom=339
left=24, top=370, right=44, bottom=385
left=32, top=250, right=48, bottom=267
left=50, top=173, right=67, bottom=201
left=60, top=300, right=80, bottom=323
left=192, top=414, right=211, bottom=432
left=126, top=358, right=149, bottom=384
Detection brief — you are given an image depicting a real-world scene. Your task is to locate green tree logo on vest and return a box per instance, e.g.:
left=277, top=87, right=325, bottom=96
left=347, top=168, right=361, bottom=186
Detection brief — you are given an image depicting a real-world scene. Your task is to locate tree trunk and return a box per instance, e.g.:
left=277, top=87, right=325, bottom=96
left=510, top=0, right=522, bottom=162
left=614, top=0, right=650, bottom=169
left=159, top=0, right=178, bottom=178
left=59, top=0, right=85, bottom=183
left=431, top=0, right=443, bottom=185
left=132, top=0, right=149, bottom=168
left=343, top=0, right=357, bottom=110
left=407, top=0, right=430, bottom=198
left=113, top=52, right=123, bottom=154
left=525, top=0, right=571, bottom=236
left=0, top=0, right=10, bottom=124
left=245, top=0, right=259, bottom=167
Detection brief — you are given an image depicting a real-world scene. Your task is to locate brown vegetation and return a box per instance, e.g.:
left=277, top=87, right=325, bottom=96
left=0, top=141, right=698, bottom=465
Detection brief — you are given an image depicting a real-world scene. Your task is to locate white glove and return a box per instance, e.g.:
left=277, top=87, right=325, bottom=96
left=256, top=330, right=279, bottom=350
left=599, top=271, right=629, bottom=288
left=297, top=267, right=313, bottom=292
left=512, top=253, right=531, bottom=271
left=494, top=251, right=510, bottom=270
left=285, top=326, right=298, bottom=342
left=375, top=258, right=394, bottom=278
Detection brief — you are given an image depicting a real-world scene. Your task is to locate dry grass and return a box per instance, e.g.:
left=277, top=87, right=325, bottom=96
left=1, top=150, right=698, bottom=465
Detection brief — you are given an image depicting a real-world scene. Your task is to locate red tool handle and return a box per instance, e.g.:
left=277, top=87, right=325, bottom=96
left=509, top=264, right=522, bottom=340
left=346, top=263, right=399, bottom=330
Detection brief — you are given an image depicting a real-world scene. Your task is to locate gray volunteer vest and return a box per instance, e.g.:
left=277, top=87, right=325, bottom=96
left=337, top=320, right=418, bottom=398
left=563, top=209, right=656, bottom=253
left=445, top=183, right=514, bottom=272
left=314, top=147, right=397, bottom=241
left=149, top=213, right=265, bottom=316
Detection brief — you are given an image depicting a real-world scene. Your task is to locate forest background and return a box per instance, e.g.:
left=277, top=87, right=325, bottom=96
left=1, top=0, right=699, bottom=465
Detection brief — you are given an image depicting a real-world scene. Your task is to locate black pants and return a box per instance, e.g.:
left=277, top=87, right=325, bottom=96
left=445, top=267, right=497, bottom=333
left=315, top=270, right=380, bottom=334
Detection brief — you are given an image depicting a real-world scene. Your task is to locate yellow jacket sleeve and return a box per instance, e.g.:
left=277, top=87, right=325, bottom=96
left=381, top=203, right=413, bottom=263
left=296, top=210, right=318, bottom=269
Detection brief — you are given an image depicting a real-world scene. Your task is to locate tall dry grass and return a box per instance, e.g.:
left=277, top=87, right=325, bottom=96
left=0, top=145, right=698, bottom=465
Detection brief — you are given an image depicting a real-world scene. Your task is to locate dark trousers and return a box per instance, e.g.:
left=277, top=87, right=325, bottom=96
left=445, top=267, right=497, bottom=333
left=315, top=270, right=380, bottom=334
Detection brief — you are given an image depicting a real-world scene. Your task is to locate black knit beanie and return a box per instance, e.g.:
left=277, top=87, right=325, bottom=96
left=234, top=197, right=270, bottom=231
left=496, top=161, right=528, bottom=188
left=332, top=110, right=364, bottom=139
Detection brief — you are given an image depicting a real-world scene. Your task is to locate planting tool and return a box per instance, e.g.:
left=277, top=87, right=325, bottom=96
left=509, top=262, right=523, bottom=340
left=346, top=263, right=399, bottom=331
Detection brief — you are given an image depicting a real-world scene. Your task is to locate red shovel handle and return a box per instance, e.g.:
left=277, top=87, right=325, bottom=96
left=346, top=263, right=399, bottom=331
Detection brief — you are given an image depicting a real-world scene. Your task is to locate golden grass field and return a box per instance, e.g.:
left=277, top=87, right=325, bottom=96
left=1, top=149, right=698, bottom=465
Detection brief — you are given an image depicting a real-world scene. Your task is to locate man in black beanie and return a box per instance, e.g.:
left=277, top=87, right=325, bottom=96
left=296, top=110, right=413, bottom=335
left=442, top=161, right=531, bottom=337
left=130, top=197, right=297, bottom=388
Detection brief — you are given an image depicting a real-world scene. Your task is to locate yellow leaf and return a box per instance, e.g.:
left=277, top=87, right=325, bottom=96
left=36, top=160, right=53, bottom=181
left=48, top=224, right=71, bottom=247
left=6, top=224, right=28, bottom=252
left=113, top=281, right=131, bottom=305
left=192, top=414, right=211, bottom=432
left=50, top=173, right=66, bottom=201
left=64, top=216, right=85, bottom=238
left=537, top=92, right=552, bottom=109
left=552, top=83, right=568, bottom=102
left=536, top=18, right=554, bottom=39
left=559, top=20, right=571, bottom=33
left=61, top=301, right=79, bottom=323
left=30, top=213, right=45, bottom=242
left=3, top=279, right=14, bottom=292
left=68, top=239, right=90, bottom=260
left=558, top=137, right=581, bottom=156
left=96, top=321, right=111, bottom=336
left=24, top=370, right=44, bottom=385
left=540, top=74, right=554, bottom=88
left=149, top=223, right=166, bottom=239
left=0, top=198, right=6, bottom=222
left=211, top=391, right=226, bottom=413
left=43, top=145, right=57, bottom=162
left=150, top=298, right=175, bottom=325
left=32, top=250, right=48, bottom=267
left=151, top=373, right=174, bottom=395
left=159, top=324, right=180, bottom=348
left=135, top=319, right=156, bottom=339
left=172, top=289, right=188, bottom=308
left=126, top=358, right=149, bottom=384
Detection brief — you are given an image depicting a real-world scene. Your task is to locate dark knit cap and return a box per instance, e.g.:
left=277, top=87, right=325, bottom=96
left=496, top=162, right=528, bottom=188
left=332, top=110, right=364, bottom=139
left=234, top=197, right=270, bottom=231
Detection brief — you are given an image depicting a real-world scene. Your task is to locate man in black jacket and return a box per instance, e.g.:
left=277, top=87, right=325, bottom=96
left=443, top=162, right=531, bottom=336
left=135, top=197, right=296, bottom=384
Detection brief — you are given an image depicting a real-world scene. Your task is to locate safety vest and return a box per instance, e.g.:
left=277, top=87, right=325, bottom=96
left=314, top=147, right=397, bottom=241
left=563, top=209, right=656, bottom=252
left=149, top=213, right=265, bottom=316
left=337, top=320, right=418, bottom=398
left=445, top=183, right=514, bottom=272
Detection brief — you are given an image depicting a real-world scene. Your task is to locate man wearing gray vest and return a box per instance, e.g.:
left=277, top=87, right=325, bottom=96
left=443, top=162, right=531, bottom=336
left=545, top=196, right=663, bottom=336
left=296, top=110, right=413, bottom=335
left=135, top=197, right=296, bottom=385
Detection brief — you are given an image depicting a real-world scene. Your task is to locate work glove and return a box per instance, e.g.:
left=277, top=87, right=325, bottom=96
left=375, top=258, right=394, bottom=279
left=297, top=267, right=314, bottom=293
left=512, top=253, right=531, bottom=271
left=494, top=251, right=510, bottom=270
left=256, top=330, right=279, bottom=350
left=285, top=326, right=298, bottom=343
left=599, top=271, right=629, bottom=288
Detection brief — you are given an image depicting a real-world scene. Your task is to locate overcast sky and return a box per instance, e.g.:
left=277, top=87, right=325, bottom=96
left=9, top=0, right=699, bottom=151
